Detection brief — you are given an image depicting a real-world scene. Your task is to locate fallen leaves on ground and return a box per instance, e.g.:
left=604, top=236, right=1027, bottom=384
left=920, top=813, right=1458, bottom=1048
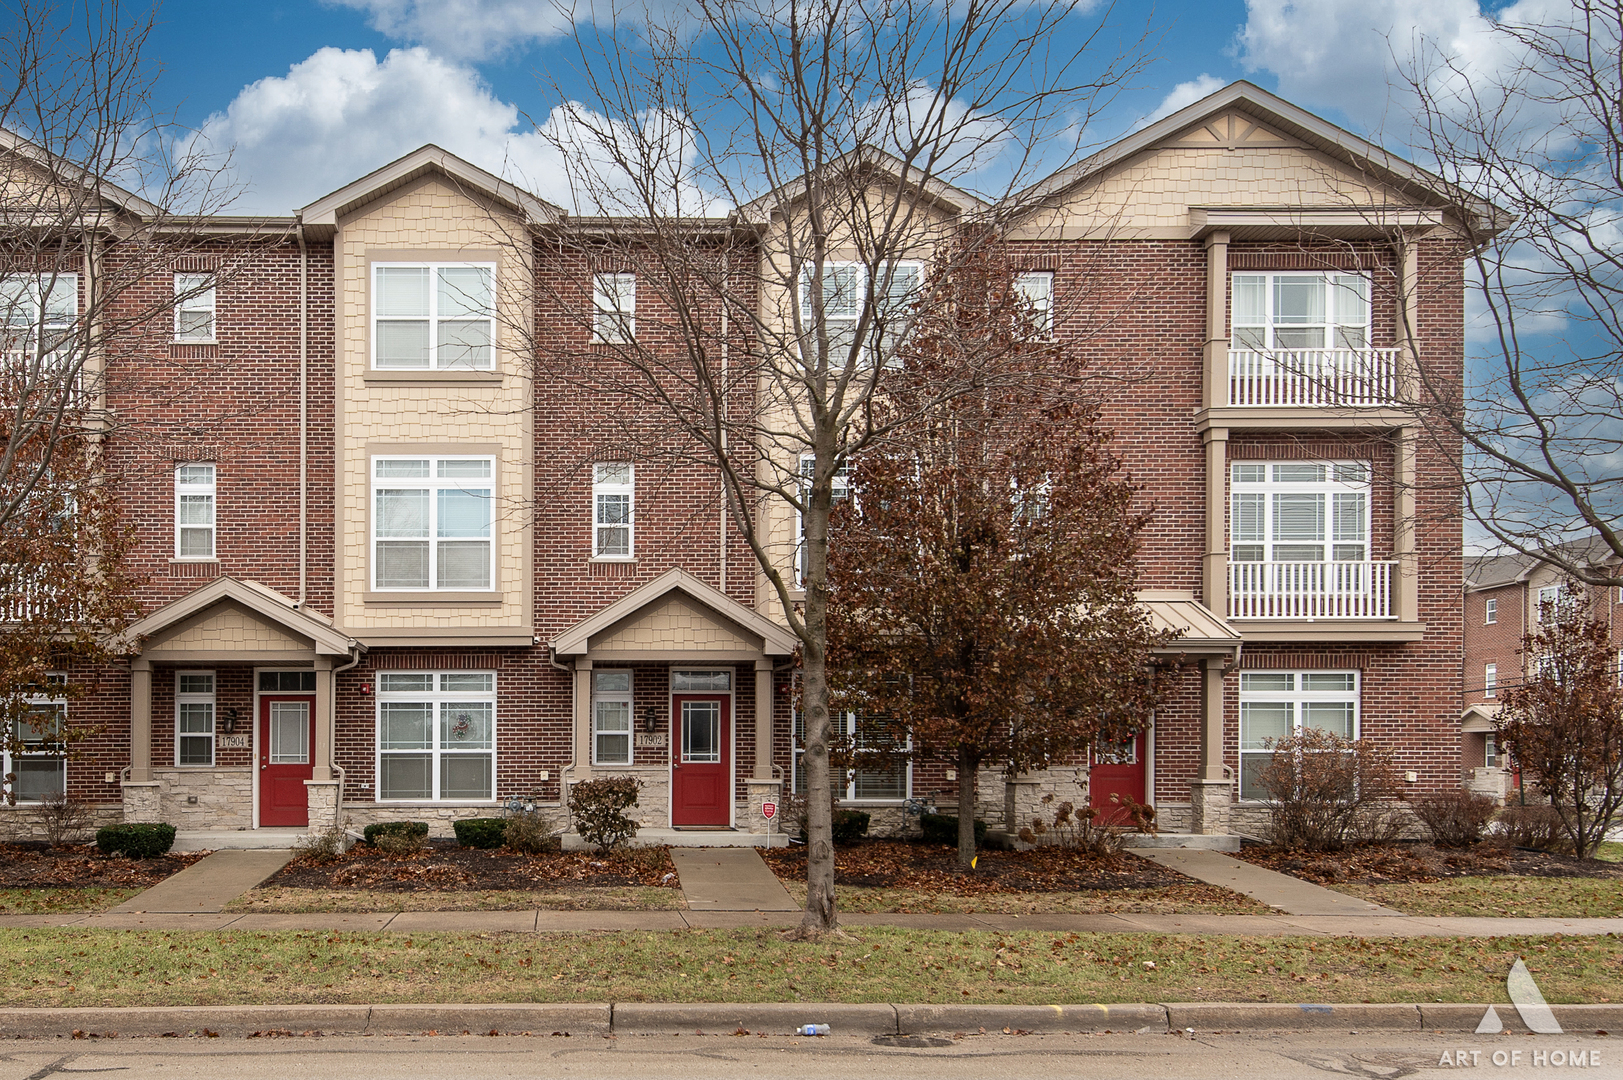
left=0, top=845, right=206, bottom=889
left=267, top=842, right=679, bottom=893
left=760, top=840, right=1185, bottom=894
left=1236, top=842, right=1623, bottom=886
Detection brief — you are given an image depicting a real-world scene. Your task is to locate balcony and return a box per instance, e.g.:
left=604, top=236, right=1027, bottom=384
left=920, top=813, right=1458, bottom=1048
left=1227, top=348, right=1400, bottom=408
left=1228, top=560, right=1396, bottom=620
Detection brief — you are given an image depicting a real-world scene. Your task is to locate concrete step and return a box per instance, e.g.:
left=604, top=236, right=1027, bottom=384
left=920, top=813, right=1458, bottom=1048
left=562, top=828, right=790, bottom=850
left=171, top=828, right=307, bottom=851
left=1122, top=832, right=1242, bottom=851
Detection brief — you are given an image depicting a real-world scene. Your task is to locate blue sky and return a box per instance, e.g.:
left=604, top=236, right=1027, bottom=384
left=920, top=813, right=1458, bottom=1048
left=127, top=0, right=1536, bottom=215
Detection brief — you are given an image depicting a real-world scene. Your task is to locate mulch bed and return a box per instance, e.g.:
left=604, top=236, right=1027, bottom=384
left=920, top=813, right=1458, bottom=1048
left=0, top=844, right=207, bottom=889
left=1237, top=842, right=1623, bottom=886
left=760, top=838, right=1190, bottom=894
left=261, top=841, right=680, bottom=893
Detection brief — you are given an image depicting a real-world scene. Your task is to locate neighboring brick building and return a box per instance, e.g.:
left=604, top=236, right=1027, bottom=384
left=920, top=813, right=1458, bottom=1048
left=4, top=81, right=1481, bottom=842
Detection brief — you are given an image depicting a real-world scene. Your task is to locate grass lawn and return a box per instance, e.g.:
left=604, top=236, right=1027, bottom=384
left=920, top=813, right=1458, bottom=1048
left=3, top=927, right=1620, bottom=1008
left=224, top=886, right=684, bottom=913
left=784, top=883, right=1271, bottom=915
left=1597, top=841, right=1623, bottom=863
left=1339, top=877, right=1623, bottom=918
left=0, top=888, right=141, bottom=914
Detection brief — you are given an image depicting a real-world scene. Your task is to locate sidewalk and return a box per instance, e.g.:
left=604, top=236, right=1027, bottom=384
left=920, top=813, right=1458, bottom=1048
left=1127, top=848, right=1403, bottom=917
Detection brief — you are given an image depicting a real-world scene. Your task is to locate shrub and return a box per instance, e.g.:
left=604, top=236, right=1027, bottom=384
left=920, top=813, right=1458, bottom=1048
left=1256, top=728, right=1404, bottom=852
left=294, top=826, right=348, bottom=863
left=568, top=776, right=641, bottom=853
left=503, top=812, right=560, bottom=854
left=95, top=823, right=176, bottom=859
left=453, top=817, right=507, bottom=849
left=832, top=809, right=870, bottom=844
left=1493, top=802, right=1576, bottom=853
left=38, top=793, right=95, bottom=848
left=1414, top=789, right=1499, bottom=848
left=1019, top=799, right=1125, bottom=855
left=920, top=813, right=987, bottom=847
left=363, top=821, right=429, bottom=845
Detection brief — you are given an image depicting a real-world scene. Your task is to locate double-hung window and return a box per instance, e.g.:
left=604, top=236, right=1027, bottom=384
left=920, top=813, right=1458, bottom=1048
left=372, top=456, right=494, bottom=591
left=591, top=670, right=633, bottom=765
left=175, top=671, right=215, bottom=766
left=1013, top=271, right=1054, bottom=337
left=592, top=272, right=636, bottom=343
left=7, top=676, right=66, bottom=801
left=796, top=453, right=851, bottom=586
left=592, top=463, right=634, bottom=558
left=1238, top=670, right=1359, bottom=799
left=175, top=464, right=216, bottom=559
left=1484, top=663, right=1498, bottom=698
left=1231, top=273, right=1369, bottom=350
left=373, top=262, right=495, bottom=369
left=1484, top=597, right=1497, bottom=624
left=792, top=710, right=910, bottom=801
left=1535, top=583, right=1577, bottom=623
left=1230, top=462, right=1369, bottom=564
left=174, top=274, right=216, bottom=341
left=377, top=672, right=496, bottom=801
left=2, top=273, right=76, bottom=375
left=798, top=260, right=921, bottom=367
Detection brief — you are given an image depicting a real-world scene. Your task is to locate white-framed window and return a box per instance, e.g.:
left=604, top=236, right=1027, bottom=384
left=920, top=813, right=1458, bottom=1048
left=792, top=709, right=910, bottom=802
left=1484, top=663, right=1497, bottom=698
left=175, top=671, right=216, bottom=766
left=592, top=272, right=635, bottom=343
left=592, top=670, right=634, bottom=766
left=6, top=675, right=67, bottom=802
left=1534, top=583, right=1581, bottom=623
left=376, top=672, right=496, bottom=801
left=1013, top=271, right=1054, bottom=337
left=372, top=262, right=495, bottom=370
left=1238, top=670, right=1360, bottom=800
left=175, top=463, right=216, bottom=560
left=174, top=273, right=216, bottom=341
left=671, top=669, right=732, bottom=693
left=796, top=453, right=852, bottom=586
left=1485, top=732, right=1501, bottom=768
left=592, top=463, right=634, bottom=559
left=1231, top=272, right=1370, bottom=350
left=1, top=273, right=76, bottom=356
left=372, top=455, right=494, bottom=591
left=1484, top=597, right=1497, bottom=624
left=1230, top=462, right=1369, bottom=564
left=798, top=260, right=922, bottom=367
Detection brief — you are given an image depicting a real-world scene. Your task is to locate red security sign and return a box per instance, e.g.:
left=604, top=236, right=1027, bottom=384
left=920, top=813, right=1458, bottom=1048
left=762, top=801, right=777, bottom=819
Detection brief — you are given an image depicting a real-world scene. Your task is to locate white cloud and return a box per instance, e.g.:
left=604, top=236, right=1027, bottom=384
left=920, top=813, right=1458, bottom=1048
left=1141, top=74, right=1226, bottom=127
left=329, top=0, right=689, bottom=61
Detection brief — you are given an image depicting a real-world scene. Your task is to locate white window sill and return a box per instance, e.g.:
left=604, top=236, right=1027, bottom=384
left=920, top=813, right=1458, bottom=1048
left=590, top=556, right=637, bottom=564
left=371, top=800, right=499, bottom=807
left=170, top=558, right=218, bottom=564
left=173, top=338, right=218, bottom=346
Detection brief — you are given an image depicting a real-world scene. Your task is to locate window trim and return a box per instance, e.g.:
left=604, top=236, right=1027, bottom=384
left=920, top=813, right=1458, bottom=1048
left=6, top=675, right=67, bottom=802
left=174, top=670, right=216, bottom=768
left=591, top=669, right=634, bottom=766
left=1484, top=662, right=1497, bottom=698
left=792, top=708, right=912, bottom=804
left=375, top=671, right=498, bottom=803
left=174, top=273, right=217, bottom=342
left=1238, top=669, right=1361, bottom=801
left=1484, top=597, right=1497, bottom=624
left=795, top=453, right=851, bottom=587
left=1229, top=461, right=1370, bottom=564
left=370, top=261, right=496, bottom=371
left=592, top=462, right=635, bottom=560
left=592, top=272, right=636, bottom=344
left=174, top=462, right=216, bottom=561
left=797, top=259, right=923, bottom=369
left=1013, top=270, right=1054, bottom=338
left=1230, top=271, right=1371, bottom=351
left=370, top=454, right=497, bottom=593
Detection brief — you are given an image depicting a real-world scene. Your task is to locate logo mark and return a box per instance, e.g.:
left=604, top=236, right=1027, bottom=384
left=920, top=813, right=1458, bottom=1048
left=1476, top=958, right=1563, bottom=1034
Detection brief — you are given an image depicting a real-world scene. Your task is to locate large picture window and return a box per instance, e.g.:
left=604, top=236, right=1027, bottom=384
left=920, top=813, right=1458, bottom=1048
left=1230, top=462, right=1368, bottom=564
left=798, top=260, right=921, bottom=367
left=175, top=671, right=215, bottom=766
left=1231, top=272, right=1369, bottom=350
left=592, top=670, right=633, bottom=766
left=6, top=676, right=66, bottom=801
left=372, top=262, right=495, bottom=370
left=372, top=456, right=494, bottom=591
left=792, top=710, right=910, bottom=802
left=377, top=672, right=496, bottom=801
left=1239, top=670, right=1360, bottom=800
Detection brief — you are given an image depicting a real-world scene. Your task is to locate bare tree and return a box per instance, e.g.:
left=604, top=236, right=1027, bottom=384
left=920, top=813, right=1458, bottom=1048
left=1397, top=0, right=1623, bottom=579
left=522, top=0, right=1151, bottom=935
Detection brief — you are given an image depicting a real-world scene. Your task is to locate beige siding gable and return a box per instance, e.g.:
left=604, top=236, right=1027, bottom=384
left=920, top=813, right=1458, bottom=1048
left=591, top=595, right=760, bottom=654
left=144, top=602, right=313, bottom=656
left=1164, top=113, right=1302, bottom=150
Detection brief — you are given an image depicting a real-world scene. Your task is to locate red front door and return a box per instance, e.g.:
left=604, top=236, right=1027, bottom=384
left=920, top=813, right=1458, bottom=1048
left=1089, top=729, right=1147, bottom=827
left=259, top=695, right=315, bottom=827
left=671, top=695, right=730, bottom=826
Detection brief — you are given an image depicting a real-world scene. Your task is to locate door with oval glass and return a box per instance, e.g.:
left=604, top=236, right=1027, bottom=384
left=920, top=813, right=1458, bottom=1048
left=259, top=696, right=315, bottom=827
left=671, top=695, right=730, bottom=826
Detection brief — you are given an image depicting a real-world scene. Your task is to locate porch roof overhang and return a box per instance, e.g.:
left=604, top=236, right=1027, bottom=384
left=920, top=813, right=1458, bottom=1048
left=549, top=568, right=799, bottom=661
left=114, top=577, right=360, bottom=659
left=1187, top=205, right=1445, bottom=242
left=1137, top=590, right=1243, bottom=662
left=1462, top=703, right=1501, bottom=733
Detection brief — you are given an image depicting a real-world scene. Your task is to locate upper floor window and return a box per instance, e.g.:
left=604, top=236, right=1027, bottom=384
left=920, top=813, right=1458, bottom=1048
left=2, top=273, right=76, bottom=358
left=174, top=274, right=216, bottom=341
left=1484, top=662, right=1498, bottom=698
left=175, top=464, right=216, bottom=560
left=592, top=272, right=636, bottom=343
left=373, top=263, right=494, bottom=370
left=175, top=671, right=215, bottom=766
left=1231, top=461, right=1368, bottom=564
left=797, top=453, right=852, bottom=586
left=592, top=463, right=634, bottom=559
left=1239, top=670, right=1359, bottom=800
left=1535, top=583, right=1579, bottom=623
left=1232, top=273, right=1369, bottom=351
left=1484, top=597, right=1497, bottom=624
left=798, top=260, right=921, bottom=367
left=1013, top=271, right=1054, bottom=337
left=372, top=456, right=494, bottom=591
left=7, top=675, right=66, bottom=802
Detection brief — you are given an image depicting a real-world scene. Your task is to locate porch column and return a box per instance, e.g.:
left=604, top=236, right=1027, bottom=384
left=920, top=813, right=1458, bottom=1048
left=313, top=656, right=334, bottom=779
left=1189, top=657, right=1232, bottom=835
left=573, top=659, right=593, bottom=777
left=129, top=659, right=152, bottom=782
left=1202, top=230, right=1230, bottom=412
left=753, top=659, right=774, bottom=780
left=1395, top=424, right=1419, bottom=623
left=1203, top=428, right=1229, bottom=619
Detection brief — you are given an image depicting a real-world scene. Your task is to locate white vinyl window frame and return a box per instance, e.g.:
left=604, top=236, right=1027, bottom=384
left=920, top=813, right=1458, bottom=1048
left=1230, top=461, right=1370, bottom=564
left=796, top=453, right=852, bottom=587
left=592, top=272, right=636, bottom=344
left=1013, top=270, right=1054, bottom=338
left=792, top=708, right=911, bottom=803
left=1231, top=272, right=1371, bottom=351
left=175, top=463, right=216, bottom=560
left=592, top=670, right=634, bottom=766
left=174, top=273, right=217, bottom=342
left=1484, top=597, right=1497, bottom=624
left=592, top=463, right=634, bottom=559
left=371, top=455, right=496, bottom=592
left=797, top=259, right=922, bottom=369
left=1484, top=663, right=1498, bottom=698
left=375, top=672, right=497, bottom=802
left=371, top=261, right=496, bottom=370
left=1238, top=670, right=1361, bottom=801
left=7, top=675, right=67, bottom=802
left=1535, top=583, right=1578, bottom=623
left=175, top=670, right=216, bottom=767
left=1, top=272, right=77, bottom=352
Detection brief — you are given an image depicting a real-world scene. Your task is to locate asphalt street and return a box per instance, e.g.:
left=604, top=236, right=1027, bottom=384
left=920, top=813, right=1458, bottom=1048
left=0, top=1032, right=1616, bottom=1080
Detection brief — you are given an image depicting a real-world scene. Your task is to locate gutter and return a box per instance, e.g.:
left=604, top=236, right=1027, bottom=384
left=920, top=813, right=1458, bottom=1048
left=296, top=217, right=308, bottom=605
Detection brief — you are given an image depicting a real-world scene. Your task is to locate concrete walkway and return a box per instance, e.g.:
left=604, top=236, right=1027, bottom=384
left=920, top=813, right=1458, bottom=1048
left=1128, top=848, right=1404, bottom=917
left=106, top=850, right=294, bottom=914
left=669, top=848, right=799, bottom=911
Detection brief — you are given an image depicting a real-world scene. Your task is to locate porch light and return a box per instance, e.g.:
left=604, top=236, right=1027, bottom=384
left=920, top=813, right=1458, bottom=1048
left=642, top=706, right=660, bottom=732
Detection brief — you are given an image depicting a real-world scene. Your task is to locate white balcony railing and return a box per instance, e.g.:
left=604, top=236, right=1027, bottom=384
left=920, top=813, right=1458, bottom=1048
left=1228, top=560, right=1396, bottom=620
left=1227, top=348, right=1400, bottom=408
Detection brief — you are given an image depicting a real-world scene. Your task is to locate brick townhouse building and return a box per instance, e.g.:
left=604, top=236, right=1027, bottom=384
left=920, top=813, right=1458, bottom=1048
left=3, top=81, right=1481, bottom=842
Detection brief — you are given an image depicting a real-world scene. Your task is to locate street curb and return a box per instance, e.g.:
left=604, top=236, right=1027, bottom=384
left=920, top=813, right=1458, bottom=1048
left=2, top=1002, right=1621, bottom=1039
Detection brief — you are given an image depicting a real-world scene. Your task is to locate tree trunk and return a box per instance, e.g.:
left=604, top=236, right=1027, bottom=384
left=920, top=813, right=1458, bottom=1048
left=795, top=488, right=838, bottom=937
left=957, top=745, right=978, bottom=868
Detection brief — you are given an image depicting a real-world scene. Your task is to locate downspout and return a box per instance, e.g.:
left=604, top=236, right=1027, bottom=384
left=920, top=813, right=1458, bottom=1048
left=296, top=219, right=309, bottom=605
left=331, top=645, right=363, bottom=824
left=550, top=648, right=575, bottom=809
